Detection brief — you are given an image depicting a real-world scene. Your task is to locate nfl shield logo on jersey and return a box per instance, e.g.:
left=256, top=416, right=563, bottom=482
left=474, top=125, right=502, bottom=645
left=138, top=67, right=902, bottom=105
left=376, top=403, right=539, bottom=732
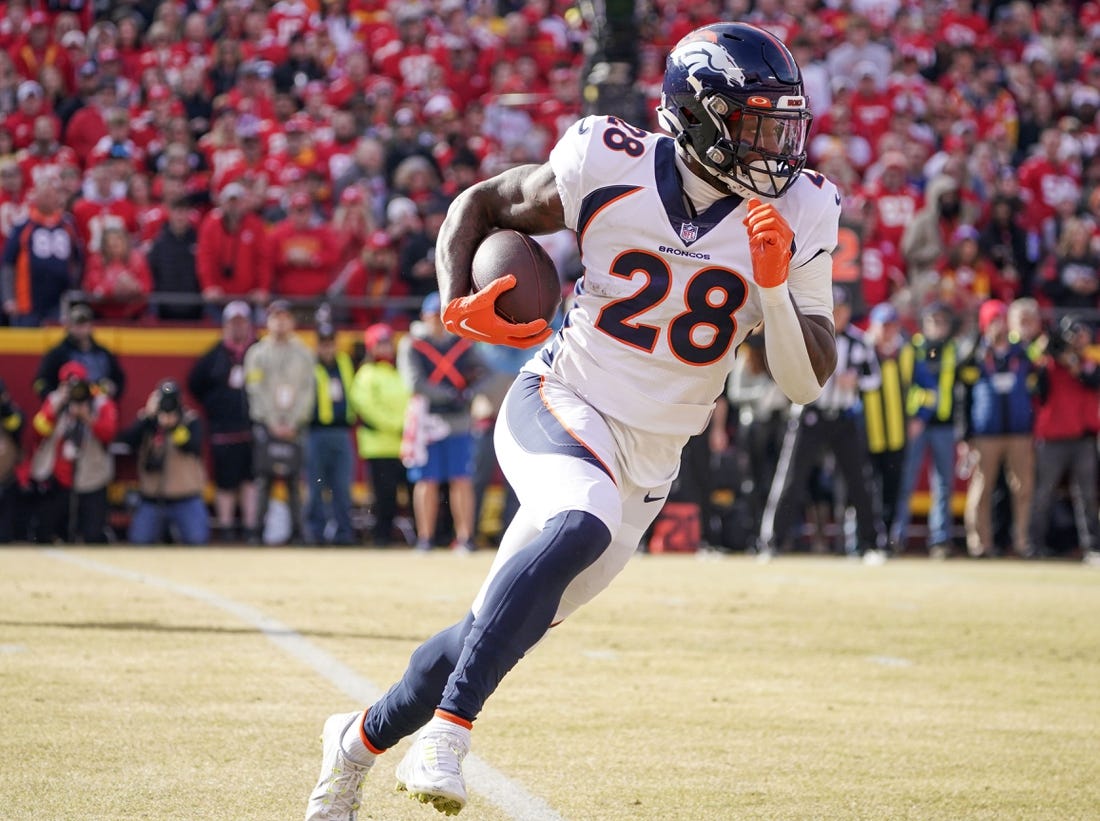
left=679, top=222, right=698, bottom=243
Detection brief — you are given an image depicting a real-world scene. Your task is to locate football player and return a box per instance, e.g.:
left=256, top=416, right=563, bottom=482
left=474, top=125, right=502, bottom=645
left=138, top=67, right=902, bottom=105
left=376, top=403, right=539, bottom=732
left=305, top=22, right=839, bottom=819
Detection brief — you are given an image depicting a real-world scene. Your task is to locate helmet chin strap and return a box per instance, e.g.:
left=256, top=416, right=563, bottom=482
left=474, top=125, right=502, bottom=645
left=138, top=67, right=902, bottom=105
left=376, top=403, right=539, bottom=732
left=677, top=142, right=762, bottom=200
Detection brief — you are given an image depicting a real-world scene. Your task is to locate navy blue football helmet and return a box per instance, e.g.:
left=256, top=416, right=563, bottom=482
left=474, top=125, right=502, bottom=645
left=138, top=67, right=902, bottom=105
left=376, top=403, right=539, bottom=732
left=657, top=23, right=812, bottom=198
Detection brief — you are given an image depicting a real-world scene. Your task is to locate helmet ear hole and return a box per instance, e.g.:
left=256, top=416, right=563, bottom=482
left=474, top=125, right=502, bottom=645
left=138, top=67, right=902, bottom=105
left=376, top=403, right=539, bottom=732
left=680, top=106, right=700, bottom=125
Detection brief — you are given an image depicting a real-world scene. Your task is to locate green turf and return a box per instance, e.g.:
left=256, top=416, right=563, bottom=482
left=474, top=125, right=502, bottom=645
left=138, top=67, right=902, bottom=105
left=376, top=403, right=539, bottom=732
left=1, top=548, right=1097, bottom=820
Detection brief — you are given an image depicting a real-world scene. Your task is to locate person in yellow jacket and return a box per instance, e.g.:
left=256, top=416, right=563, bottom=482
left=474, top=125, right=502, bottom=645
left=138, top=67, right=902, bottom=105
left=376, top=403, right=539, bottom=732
left=349, top=322, right=410, bottom=545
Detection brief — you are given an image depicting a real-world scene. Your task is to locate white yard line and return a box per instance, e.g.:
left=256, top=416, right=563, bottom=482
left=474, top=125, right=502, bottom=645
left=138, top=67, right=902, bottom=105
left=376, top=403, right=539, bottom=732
left=44, top=549, right=565, bottom=821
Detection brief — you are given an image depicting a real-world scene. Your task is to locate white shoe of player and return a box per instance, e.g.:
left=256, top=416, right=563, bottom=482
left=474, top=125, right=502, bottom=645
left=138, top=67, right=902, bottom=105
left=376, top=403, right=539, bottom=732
left=395, top=716, right=471, bottom=816
left=305, top=711, right=375, bottom=821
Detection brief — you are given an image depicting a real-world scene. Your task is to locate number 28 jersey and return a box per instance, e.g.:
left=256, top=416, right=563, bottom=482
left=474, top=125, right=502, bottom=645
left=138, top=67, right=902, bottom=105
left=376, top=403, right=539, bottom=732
left=535, top=115, right=840, bottom=438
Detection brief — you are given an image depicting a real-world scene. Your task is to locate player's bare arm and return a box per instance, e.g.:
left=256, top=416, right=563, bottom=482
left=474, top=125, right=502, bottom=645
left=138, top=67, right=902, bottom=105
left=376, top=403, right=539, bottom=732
left=435, top=163, right=565, bottom=348
left=794, top=311, right=836, bottom=383
left=436, top=162, right=565, bottom=306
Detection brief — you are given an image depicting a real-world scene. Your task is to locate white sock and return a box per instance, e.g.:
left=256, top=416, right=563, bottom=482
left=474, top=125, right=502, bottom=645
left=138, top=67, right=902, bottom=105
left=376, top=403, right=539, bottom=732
left=341, top=713, right=377, bottom=765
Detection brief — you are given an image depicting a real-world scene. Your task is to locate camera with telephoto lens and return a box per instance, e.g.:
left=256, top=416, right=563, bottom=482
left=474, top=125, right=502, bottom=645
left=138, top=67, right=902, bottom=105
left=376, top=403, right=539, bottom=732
left=156, top=380, right=181, bottom=416
left=1047, top=316, right=1086, bottom=359
left=67, top=379, right=91, bottom=404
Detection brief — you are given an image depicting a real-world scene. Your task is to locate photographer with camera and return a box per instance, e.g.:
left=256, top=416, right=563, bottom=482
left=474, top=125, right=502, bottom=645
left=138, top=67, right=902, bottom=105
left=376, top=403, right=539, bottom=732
left=33, top=302, right=126, bottom=400
left=117, top=380, right=209, bottom=545
left=17, top=361, right=118, bottom=543
left=1028, top=316, right=1100, bottom=564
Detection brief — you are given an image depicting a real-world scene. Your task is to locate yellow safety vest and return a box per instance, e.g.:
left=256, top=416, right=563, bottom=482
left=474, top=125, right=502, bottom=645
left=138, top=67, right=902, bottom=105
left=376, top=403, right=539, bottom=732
left=313, top=352, right=356, bottom=426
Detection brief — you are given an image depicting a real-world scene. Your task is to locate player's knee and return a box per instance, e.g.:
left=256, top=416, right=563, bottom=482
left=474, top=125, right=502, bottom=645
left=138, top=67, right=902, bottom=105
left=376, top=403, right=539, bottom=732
left=540, top=510, right=613, bottom=579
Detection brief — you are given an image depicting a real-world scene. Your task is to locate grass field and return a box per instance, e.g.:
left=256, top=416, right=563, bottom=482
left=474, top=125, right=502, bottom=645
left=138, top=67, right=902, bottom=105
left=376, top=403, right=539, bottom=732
left=2, top=547, right=1098, bottom=821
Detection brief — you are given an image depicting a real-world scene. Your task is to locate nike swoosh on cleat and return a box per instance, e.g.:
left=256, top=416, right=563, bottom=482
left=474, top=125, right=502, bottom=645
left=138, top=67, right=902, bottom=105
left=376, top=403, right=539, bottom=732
left=643, top=493, right=665, bottom=503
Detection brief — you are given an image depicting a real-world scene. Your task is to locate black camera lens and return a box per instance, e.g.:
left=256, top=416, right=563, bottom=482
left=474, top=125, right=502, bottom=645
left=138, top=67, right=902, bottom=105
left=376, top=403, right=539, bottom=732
left=68, top=380, right=91, bottom=402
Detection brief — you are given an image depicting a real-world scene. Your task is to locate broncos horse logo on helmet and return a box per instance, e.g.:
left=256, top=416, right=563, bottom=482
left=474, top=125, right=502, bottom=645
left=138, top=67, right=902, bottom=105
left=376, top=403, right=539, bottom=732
left=678, top=42, right=747, bottom=94
left=657, top=22, right=812, bottom=199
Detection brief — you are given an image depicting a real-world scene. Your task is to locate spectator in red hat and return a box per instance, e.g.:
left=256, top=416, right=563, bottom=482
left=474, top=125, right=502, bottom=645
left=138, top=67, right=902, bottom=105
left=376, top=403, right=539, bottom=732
left=17, top=356, right=118, bottom=544
left=11, top=10, right=71, bottom=87
left=83, top=224, right=152, bottom=320
left=268, top=190, right=337, bottom=297
left=349, top=321, right=411, bottom=545
left=196, top=181, right=271, bottom=307
left=956, top=296, right=1035, bottom=559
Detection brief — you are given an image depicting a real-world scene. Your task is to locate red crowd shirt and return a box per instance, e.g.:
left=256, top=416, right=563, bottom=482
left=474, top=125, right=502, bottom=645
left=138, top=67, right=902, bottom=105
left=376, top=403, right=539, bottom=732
left=267, top=219, right=338, bottom=296
left=196, top=209, right=271, bottom=295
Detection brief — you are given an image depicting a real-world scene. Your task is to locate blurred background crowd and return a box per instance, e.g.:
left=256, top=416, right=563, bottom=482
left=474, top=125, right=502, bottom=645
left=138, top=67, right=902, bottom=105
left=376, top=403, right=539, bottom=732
left=1, top=0, right=1100, bottom=561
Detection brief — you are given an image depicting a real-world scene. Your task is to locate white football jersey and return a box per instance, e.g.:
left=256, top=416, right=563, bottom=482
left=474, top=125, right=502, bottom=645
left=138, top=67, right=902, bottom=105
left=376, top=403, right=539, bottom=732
left=530, top=114, right=839, bottom=438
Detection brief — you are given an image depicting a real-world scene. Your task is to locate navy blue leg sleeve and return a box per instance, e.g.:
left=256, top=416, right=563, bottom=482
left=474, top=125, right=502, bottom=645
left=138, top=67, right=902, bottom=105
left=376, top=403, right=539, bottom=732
left=438, top=510, right=612, bottom=722
left=362, top=612, right=474, bottom=750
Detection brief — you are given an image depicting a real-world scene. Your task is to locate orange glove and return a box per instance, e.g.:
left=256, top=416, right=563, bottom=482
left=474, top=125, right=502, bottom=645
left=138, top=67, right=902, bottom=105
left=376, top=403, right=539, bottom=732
left=743, top=197, right=795, bottom=289
left=441, top=274, right=553, bottom=349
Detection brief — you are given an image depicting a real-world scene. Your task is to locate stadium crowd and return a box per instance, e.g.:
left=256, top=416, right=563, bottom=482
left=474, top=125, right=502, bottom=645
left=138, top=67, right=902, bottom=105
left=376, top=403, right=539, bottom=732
left=0, top=0, right=1099, bottom=561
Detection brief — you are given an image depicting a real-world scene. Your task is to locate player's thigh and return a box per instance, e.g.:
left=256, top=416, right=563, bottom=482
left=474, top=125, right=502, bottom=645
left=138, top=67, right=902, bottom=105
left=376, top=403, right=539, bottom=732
left=495, top=371, right=622, bottom=532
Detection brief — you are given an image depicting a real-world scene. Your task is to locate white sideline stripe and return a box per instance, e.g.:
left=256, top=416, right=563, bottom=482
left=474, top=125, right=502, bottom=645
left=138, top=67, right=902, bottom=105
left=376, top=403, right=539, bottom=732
left=44, top=550, right=565, bottom=821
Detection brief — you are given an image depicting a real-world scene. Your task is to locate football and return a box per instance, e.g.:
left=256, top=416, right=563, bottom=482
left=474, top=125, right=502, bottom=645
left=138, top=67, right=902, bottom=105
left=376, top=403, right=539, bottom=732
left=470, top=229, right=561, bottom=324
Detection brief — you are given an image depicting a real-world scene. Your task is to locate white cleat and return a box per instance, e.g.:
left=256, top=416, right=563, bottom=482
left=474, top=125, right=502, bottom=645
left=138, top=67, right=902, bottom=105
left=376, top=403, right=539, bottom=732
left=305, top=711, right=375, bottom=821
left=395, top=716, right=471, bottom=816
left=862, top=549, right=888, bottom=567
